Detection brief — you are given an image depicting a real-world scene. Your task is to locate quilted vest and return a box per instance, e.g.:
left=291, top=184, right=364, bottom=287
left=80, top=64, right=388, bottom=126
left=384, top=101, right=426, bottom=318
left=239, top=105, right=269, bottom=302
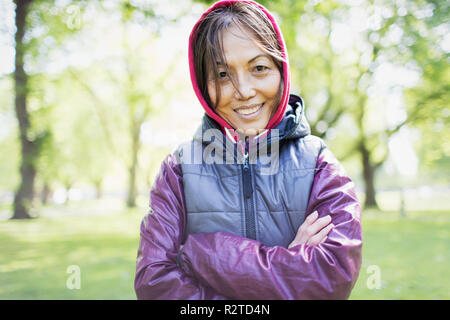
left=176, top=95, right=325, bottom=247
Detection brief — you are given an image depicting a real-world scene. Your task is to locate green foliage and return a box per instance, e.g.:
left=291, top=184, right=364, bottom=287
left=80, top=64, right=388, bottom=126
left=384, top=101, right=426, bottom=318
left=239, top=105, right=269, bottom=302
left=35, top=72, right=113, bottom=190
left=1, top=0, right=188, bottom=208
left=403, top=44, right=450, bottom=179
left=24, top=0, right=89, bottom=69
left=0, top=77, right=18, bottom=191
left=2, top=0, right=448, bottom=209
left=0, top=134, right=20, bottom=192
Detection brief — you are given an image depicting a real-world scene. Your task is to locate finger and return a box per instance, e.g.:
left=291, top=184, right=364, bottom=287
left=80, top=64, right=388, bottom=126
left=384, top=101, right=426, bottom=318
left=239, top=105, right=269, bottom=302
left=288, top=241, right=298, bottom=249
left=304, top=211, right=319, bottom=227
left=293, top=211, right=322, bottom=245
left=307, top=223, right=334, bottom=246
left=307, top=215, right=332, bottom=237
left=307, top=224, right=333, bottom=246
left=288, top=232, right=305, bottom=248
left=290, top=221, right=334, bottom=248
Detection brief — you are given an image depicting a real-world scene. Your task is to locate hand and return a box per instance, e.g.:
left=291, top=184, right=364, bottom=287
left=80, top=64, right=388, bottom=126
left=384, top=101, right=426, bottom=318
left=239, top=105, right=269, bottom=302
left=288, top=211, right=334, bottom=249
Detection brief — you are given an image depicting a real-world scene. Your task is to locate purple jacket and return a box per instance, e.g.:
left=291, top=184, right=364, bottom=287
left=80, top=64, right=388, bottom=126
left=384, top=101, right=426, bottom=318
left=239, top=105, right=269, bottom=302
left=134, top=123, right=362, bottom=299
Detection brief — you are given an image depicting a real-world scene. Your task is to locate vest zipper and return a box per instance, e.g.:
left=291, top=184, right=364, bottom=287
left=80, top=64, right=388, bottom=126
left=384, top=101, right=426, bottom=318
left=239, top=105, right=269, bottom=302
left=242, top=145, right=256, bottom=240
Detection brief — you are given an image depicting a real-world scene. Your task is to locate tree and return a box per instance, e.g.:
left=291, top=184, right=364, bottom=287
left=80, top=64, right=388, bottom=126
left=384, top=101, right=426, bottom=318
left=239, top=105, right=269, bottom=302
left=338, top=0, right=449, bottom=207
left=12, top=0, right=36, bottom=219
left=10, top=0, right=88, bottom=218
left=68, top=0, right=181, bottom=208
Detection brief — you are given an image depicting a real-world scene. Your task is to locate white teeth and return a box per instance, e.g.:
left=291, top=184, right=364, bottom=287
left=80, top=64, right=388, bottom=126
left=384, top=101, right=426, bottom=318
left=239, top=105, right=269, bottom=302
left=236, top=104, right=261, bottom=115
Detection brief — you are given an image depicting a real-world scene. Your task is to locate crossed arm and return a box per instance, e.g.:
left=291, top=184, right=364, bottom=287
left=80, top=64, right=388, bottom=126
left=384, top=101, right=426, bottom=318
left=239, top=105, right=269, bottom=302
left=134, top=148, right=362, bottom=299
left=134, top=154, right=227, bottom=299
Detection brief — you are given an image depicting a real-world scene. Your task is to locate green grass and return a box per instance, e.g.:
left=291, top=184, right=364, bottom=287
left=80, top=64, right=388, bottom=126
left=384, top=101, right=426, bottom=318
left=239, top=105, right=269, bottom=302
left=0, top=203, right=449, bottom=299
left=349, top=210, right=450, bottom=300
left=0, top=206, right=144, bottom=299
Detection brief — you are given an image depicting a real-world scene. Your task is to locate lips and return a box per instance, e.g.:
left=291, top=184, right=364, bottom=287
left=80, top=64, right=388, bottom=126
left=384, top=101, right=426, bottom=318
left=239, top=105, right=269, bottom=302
left=234, top=103, right=263, bottom=116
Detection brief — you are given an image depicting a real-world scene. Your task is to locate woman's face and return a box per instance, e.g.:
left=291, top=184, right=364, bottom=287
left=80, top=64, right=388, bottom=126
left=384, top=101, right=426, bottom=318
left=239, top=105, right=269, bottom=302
left=207, top=25, right=282, bottom=135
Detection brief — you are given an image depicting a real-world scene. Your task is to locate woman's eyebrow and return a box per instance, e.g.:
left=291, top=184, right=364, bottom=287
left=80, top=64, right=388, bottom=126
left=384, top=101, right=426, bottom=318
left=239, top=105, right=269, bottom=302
left=248, top=54, right=269, bottom=63
left=215, top=54, right=269, bottom=66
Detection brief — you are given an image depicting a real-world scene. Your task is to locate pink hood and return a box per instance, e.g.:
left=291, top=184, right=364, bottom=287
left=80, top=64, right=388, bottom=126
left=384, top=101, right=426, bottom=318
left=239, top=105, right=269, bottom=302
left=188, top=0, right=291, bottom=140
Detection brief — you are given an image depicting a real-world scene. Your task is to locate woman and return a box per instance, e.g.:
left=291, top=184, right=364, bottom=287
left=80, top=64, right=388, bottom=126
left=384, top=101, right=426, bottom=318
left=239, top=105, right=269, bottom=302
left=134, top=0, right=362, bottom=300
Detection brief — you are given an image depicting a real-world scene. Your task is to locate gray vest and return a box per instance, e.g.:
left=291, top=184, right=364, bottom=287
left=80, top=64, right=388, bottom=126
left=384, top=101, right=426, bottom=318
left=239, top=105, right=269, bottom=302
left=176, top=95, right=325, bottom=247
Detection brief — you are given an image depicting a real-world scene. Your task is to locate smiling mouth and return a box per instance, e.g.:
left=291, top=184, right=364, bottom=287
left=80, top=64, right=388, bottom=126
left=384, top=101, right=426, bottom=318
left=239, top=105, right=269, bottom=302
left=234, top=103, right=263, bottom=115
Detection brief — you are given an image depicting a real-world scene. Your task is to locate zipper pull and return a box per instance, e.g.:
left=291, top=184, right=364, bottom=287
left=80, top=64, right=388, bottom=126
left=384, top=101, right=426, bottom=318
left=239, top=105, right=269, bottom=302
left=242, top=154, right=252, bottom=198
left=243, top=136, right=250, bottom=170
left=243, top=151, right=249, bottom=170
left=238, top=137, right=250, bottom=170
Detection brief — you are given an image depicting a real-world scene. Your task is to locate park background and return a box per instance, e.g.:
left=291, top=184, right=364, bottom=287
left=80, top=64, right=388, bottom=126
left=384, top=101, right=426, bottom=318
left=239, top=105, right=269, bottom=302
left=0, top=0, right=448, bottom=299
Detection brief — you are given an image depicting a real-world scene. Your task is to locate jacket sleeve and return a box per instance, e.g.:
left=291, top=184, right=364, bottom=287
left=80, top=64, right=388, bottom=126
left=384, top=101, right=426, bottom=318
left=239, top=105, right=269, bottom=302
left=134, top=153, right=228, bottom=300
left=178, top=146, right=363, bottom=299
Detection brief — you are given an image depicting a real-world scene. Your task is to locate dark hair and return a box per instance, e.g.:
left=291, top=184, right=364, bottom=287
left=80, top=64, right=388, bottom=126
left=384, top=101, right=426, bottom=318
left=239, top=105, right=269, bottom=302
left=192, top=2, right=285, bottom=110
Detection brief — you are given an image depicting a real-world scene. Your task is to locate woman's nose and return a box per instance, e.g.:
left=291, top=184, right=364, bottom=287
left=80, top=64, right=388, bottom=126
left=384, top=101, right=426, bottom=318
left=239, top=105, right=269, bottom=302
left=234, top=75, right=256, bottom=100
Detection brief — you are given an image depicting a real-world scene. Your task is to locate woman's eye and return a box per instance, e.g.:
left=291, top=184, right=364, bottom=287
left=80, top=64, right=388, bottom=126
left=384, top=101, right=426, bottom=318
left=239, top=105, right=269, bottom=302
left=255, top=65, right=268, bottom=72
left=219, top=71, right=228, bottom=78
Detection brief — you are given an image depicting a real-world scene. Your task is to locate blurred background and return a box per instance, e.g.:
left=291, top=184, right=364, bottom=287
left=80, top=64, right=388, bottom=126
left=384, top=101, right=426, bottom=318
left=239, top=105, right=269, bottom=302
left=0, top=0, right=448, bottom=299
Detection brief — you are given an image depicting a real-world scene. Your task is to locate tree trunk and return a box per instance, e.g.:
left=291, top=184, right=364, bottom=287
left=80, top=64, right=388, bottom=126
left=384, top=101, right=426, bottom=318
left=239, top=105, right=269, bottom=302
left=126, top=127, right=139, bottom=208
left=41, top=183, right=51, bottom=205
left=12, top=0, right=35, bottom=219
left=94, top=179, right=103, bottom=199
left=126, top=142, right=138, bottom=208
left=360, top=141, right=378, bottom=209
left=13, top=159, right=36, bottom=218
left=126, top=165, right=137, bottom=208
left=63, top=182, right=72, bottom=205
